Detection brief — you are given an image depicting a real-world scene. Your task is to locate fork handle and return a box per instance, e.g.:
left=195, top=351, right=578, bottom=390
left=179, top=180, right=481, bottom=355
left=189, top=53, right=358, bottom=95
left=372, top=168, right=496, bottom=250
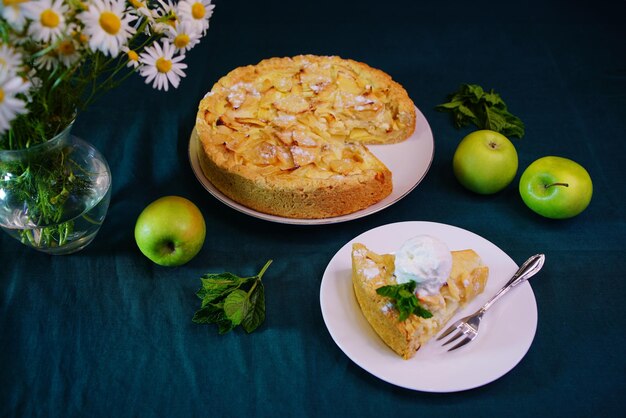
left=479, top=254, right=545, bottom=313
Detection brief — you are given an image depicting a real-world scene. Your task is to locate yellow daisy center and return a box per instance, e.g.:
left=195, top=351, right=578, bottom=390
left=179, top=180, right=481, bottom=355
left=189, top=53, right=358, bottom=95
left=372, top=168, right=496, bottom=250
left=156, top=57, right=172, bottom=73
left=191, top=2, right=205, bottom=19
left=0, top=88, right=5, bottom=103
left=58, top=40, right=75, bottom=56
left=99, top=11, right=121, bottom=35
left=174, top=34, right=190, bottom=49
left=127, top=50, right=139, bottom=61
left=41, top=9, right=60, bottom=28
left=129, top=0, right=144, bottom=8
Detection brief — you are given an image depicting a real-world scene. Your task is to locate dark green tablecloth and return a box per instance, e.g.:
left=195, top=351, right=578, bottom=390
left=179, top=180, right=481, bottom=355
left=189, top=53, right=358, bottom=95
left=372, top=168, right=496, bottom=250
left=2, top=1, right=625, bottom=416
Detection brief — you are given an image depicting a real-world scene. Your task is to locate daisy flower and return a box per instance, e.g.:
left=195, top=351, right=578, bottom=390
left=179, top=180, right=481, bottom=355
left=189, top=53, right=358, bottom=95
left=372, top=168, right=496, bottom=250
left=121, top=46, right=140, bottom=69
left=127, top=0, right=156, bottom=21
left=1, top=0, right=28, bottom=31
left=56, top=37, right=82, bottom=68
left=151, top=0, right=178, bottom=34
left=138, top=41, right=187, bottom=91
left=0, top=68, right=31, bottom=134
left=23, top=0, right=69, bottom=43
left=0, top=44, right=23, bottom=76
left=167, top=20, right=202, bottom=53
left=177, top=0, right=214, bottom=34
left=149, top=21, right=170, bottom=35
left=78, top=0, right=137, bottom=57
left=33, top=51, right=59, bottom=71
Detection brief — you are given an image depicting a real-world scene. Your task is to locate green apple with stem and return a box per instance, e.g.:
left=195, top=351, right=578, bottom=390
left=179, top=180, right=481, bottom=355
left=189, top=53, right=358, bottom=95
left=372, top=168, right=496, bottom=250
left=452, top=130, right=519, bottom=194
left=519, top=156, right=593, bottom=219
left=135, top=196, right=206, bottom=266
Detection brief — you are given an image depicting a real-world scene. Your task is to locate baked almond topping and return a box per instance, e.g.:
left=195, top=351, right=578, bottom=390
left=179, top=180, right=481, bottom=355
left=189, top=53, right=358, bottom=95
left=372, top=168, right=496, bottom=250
left=198, top=55, right=415, bottom=179
left=195, top=55, right=416, bottom=218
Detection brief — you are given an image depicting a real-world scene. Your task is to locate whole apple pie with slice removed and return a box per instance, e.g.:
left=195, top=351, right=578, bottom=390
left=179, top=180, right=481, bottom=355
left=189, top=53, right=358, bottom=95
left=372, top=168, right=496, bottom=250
left=195, top=55, right=416, bottom=219
left=351, top=236, right=489, bottom=359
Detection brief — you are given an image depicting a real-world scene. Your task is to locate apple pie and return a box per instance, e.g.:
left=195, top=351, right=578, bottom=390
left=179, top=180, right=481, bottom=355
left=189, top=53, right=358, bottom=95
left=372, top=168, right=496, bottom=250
left=351, top=242, right=489, bottom=359
left=195, top=55, right=416, bottom=218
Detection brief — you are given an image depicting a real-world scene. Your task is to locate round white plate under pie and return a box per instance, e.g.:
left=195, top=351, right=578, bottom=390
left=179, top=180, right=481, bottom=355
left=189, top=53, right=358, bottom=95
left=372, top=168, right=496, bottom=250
left=189, top=106, right=434, bottom=225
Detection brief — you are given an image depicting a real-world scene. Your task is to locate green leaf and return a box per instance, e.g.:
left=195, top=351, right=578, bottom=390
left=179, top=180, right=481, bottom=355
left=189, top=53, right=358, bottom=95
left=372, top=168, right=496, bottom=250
left=457, top=104, right=478, bottom=121
left=192, top=305, right=223, bottom=324
left=436, top=83, right=525, bottom=138
left=397, top=294, right=417, bottom=321
left=375, top=284, right=400, bottom=299
left=192, top=261, right=272, bottom=335
left=484, top=106, right=507, bottom=132
left=414, top=304, right=434, bottom=319
left=466, top=84, right=485, bottom=101
left=223, top=289, right=250, bottom=326
left=483, top=91, right=503, bottom=106
left=503, top=120, right=525, bottom=138
left=435, top=101, right=463, bottom=110
left=398, top=288, right=414, bottom=299
left=242, top=282, right=265, bottom=333
left=197, top=273, right=249, bottom=306
left=217, top=319, right=235, bottom=335
left=376, top=281, right=432, bottom=321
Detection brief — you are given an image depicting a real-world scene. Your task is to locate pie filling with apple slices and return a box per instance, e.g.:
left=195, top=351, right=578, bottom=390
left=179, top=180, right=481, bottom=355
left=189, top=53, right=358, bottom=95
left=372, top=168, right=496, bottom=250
left=351, top=239, right=489, bottom=359
left=195, top=55, right=416, bottom=219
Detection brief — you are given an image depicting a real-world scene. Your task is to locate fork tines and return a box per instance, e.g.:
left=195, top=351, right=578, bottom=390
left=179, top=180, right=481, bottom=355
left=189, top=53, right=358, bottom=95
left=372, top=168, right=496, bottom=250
left=436, top=321, right=478, bottom=352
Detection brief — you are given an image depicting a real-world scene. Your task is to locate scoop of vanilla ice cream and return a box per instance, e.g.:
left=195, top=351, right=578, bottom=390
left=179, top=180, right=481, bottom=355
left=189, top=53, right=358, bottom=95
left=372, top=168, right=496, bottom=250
left=394, top=235, right=453, bottom=296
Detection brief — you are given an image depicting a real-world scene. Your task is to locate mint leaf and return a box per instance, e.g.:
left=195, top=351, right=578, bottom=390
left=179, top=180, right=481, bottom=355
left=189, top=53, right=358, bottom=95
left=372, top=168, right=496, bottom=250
left=217, top=317, right=235, bottom=334
left=223, top=289, right=250, bottom=326
left=242, top=282, right=265, bottom=333
left=192, top=260, right=272, bottom=334
left=413, top=304, right=433, bottom=319
left=196, top=274, right=246, bottom=307
left=436, top=83, right=525, bottom=138
left=376, top=282, right=432, bottom=321
left=376, top=285, right=398, bottom=299
left=396, top=293, right=417, bottom=321
left=192, top=304, right=222, bottom=324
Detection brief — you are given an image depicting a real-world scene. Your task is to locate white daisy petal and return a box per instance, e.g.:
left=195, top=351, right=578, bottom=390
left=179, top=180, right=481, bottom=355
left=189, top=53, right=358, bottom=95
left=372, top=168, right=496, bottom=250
left=0, top=70, right=30, bottom=134
left=127, top=0, right=156, bottom=21
left=34, top=53, right=59, bottom=71
left=23, top=0, right=69, bottom=43
left=167, top=20, right=202, bottom=53
left=0, top=44, right=23, bottom=76
left=55, top=36, right=82, bottom=68
left=77, top=0, right=137, bottom=57
left=138, top=41, right=187, bottom=91
left=1, top=3, right=28, bottom=32
left=177, top=0, right=214, bottom=34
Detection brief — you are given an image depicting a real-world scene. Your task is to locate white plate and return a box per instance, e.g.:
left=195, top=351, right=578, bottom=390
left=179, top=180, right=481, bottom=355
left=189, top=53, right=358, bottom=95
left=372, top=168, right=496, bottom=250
left=188, top=106, right=434, bottom=225
left=320, top=221, right=538, bottom=392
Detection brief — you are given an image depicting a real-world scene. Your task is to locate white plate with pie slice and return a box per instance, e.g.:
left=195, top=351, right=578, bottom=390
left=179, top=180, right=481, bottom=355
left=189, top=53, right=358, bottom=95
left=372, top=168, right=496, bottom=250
left=320, top=221, right=539, bottom=392
left=188, top=106, right=434, bottom=225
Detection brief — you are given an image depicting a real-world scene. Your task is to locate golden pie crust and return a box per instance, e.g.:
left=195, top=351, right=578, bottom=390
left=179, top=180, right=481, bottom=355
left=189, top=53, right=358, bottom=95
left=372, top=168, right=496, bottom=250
left=351, top=243, right=489, bottom=359
left=195, top=55, right=416, bottom=219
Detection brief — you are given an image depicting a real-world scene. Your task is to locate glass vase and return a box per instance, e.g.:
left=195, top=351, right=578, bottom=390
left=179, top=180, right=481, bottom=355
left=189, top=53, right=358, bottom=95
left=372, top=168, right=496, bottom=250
left=0, top=122, right=112, bottom=255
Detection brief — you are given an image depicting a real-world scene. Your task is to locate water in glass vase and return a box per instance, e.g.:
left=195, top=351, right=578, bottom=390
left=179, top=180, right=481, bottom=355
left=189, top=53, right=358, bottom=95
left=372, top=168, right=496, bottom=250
left=0, top=135, right=112, bottom=255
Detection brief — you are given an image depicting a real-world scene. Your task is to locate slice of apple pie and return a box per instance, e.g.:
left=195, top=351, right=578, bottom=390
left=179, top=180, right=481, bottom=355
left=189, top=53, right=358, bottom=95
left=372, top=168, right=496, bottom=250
left=351, top=239, right=489, bottom=359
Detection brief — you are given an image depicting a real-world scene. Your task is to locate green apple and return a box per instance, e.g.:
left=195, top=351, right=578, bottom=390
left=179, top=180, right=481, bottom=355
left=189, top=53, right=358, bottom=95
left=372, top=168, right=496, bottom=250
left=134, top=196, right=206, bottom=266
left=519, top=156, right=593, bottom=219
left=452, top=130, right=519, bottom=194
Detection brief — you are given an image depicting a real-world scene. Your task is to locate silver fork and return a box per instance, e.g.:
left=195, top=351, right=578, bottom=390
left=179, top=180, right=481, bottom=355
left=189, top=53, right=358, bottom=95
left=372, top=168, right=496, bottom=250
left=437, top=253, right=546, bottom=352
